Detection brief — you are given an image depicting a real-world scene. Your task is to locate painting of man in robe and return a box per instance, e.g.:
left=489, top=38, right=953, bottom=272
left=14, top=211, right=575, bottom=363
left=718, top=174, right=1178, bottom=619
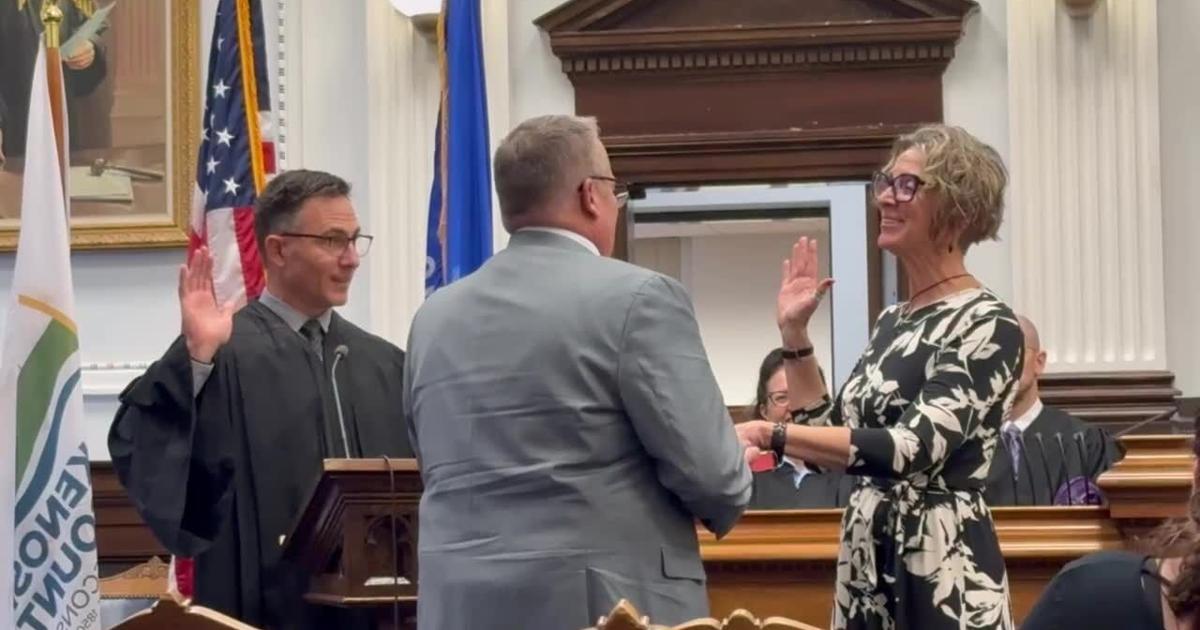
left=0, top=0, right=190, bottom=248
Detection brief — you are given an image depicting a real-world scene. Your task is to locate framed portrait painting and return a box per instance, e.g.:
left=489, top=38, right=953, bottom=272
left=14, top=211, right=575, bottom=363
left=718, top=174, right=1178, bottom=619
left=0, top=0, right=198, bottom=250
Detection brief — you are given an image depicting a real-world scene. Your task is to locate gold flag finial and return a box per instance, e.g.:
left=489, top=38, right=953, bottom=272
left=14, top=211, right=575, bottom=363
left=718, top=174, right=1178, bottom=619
left=41, top=0, right=64, bottom=49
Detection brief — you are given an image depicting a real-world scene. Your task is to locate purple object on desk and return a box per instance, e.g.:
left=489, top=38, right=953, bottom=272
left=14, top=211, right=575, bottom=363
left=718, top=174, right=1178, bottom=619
left=1054, top=476, right=1104, bottom=506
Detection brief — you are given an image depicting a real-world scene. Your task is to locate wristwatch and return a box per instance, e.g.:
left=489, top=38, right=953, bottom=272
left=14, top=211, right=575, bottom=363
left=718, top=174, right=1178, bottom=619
left=770, top=422, right=787, bottom=463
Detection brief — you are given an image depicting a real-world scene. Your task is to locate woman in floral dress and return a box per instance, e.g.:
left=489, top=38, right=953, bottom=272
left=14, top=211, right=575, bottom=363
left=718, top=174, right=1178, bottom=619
left=738, top=124, right=1023, bottom=630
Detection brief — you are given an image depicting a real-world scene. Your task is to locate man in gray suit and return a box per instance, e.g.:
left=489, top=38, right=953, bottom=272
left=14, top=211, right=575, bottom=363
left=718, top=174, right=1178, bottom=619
left=404, top=114, right=753, bottom=630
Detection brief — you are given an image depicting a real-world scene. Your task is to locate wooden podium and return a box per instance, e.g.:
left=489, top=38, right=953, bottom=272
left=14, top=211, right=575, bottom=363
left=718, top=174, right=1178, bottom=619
left=281, top=458, right=423, bottom=625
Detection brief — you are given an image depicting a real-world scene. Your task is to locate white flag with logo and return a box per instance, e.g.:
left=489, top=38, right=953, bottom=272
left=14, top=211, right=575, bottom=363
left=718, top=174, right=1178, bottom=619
left=1, top=44, right=101, bottom=630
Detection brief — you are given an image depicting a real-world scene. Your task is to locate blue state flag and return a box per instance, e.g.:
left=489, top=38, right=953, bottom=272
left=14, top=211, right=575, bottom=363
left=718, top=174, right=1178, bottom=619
left=425, top=0, right=492, bottom=296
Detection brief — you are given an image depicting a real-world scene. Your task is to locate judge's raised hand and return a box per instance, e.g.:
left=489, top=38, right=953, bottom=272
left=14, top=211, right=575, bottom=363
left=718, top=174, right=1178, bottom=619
left=777, top=236, right=834, bottom=345
left=179, top=246, right=235, bottom=364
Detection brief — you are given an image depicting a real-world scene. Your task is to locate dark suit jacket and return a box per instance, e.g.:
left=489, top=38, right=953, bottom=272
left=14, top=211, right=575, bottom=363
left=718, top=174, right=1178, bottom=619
left=749, top=460, right=856, bottom=509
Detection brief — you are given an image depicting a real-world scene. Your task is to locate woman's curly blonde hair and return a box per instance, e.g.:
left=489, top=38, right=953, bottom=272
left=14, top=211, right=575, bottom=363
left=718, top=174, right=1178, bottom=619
left=883, top=124, right=1008, bottom=251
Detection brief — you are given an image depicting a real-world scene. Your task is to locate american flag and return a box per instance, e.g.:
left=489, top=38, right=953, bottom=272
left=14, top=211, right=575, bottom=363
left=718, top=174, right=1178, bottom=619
left=172, top=0, right=275, bottom=598
left=190, top=0, right=275, bottom=306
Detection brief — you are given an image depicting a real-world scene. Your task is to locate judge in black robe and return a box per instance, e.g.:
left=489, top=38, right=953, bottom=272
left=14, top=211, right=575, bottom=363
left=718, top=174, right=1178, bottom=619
left=108, top=170, right=411, bottom=629
left=750, top=457, right=857, bottom=509
left=983, top=315, right=1124, bottom=506
left=983, top=402, right=1123, bottom=506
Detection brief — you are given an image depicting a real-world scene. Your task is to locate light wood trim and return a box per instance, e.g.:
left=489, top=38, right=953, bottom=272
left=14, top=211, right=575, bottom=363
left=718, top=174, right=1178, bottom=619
left=321, top=458, right=420, bottom=473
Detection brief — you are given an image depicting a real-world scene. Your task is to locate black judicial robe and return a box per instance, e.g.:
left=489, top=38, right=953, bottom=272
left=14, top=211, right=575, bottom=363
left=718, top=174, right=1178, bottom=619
left=749, top=463, right=857, bottom=510
left=983, top=405, right=1124, bottom=507
left=109, top=301, right=412, bottom=629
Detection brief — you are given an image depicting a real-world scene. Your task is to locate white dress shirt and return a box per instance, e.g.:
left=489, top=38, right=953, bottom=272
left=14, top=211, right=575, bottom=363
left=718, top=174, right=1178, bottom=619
left=517, top=226, right=600, bottom=256
left=1004, top=398, right=1043, bottom=434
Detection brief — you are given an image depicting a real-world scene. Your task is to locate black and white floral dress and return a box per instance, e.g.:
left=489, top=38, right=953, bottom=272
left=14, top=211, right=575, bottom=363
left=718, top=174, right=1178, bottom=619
left=804, top=288, right=1023, bottom=630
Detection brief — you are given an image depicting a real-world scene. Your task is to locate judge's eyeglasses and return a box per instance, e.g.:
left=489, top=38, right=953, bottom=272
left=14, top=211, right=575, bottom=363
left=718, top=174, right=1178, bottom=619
left=279, top=231, right=374, bottom=256
left=872, top=171, right=927, bottom=203
left=767, top=391, right=789, bottom=407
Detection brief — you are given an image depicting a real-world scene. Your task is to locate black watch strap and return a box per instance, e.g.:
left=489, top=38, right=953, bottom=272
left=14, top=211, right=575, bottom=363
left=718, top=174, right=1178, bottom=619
left=770, top=422, right=787, bottom=463
left=780, top=346, right=814, bottom=361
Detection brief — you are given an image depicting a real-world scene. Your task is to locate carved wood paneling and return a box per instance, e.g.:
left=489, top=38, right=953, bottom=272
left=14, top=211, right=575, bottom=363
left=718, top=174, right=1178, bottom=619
left=537, top=0, right=978, bottom=186
left=1039, top=371, right=1182, bottom=432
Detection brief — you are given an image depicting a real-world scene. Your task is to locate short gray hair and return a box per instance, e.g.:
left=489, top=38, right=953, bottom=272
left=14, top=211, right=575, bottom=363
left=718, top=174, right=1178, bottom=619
left=884, top=124, right=1007, bottom=250
left=493, top=115, right=600, bottom=228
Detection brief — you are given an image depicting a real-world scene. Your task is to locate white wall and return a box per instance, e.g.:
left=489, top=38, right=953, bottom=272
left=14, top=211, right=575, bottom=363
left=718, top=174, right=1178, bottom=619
left=0, top=250, right=182, bottom=462
left=507, top=0, right=575, bottom=128
left=684, top=233, right=832, bottom=406
left=944, top=0, right=1013, bottom=302
left=1159, top=0, right=1200, bottom=397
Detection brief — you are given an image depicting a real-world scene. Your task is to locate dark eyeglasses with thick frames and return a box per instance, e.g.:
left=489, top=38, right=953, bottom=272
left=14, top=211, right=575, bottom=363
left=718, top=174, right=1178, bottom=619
left=582, top=175, right=630, bottom=207
left=872, top=171, right=927, bottom=203
left=279, top=232, right=374, bottom=256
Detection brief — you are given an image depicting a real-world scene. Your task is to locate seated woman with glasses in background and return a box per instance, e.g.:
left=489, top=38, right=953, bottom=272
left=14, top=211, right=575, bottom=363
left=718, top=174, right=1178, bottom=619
left=746, top=348, right=856, bottom=510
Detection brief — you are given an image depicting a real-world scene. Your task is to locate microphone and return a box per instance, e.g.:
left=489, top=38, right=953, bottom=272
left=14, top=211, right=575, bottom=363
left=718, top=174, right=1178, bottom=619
left=1032, top=433, right=1056, bottom=505
left=1016, top=433, right=1036, bottom=506
left=331, top=344, right=352, bottom=458
left=1052, top=433, right=1074, bottom=505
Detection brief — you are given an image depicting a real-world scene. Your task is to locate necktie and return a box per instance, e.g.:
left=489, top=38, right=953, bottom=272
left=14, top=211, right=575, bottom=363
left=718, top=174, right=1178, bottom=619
left=1002, top=423, right=1022, bottom=480
left=300, top=319, right=324, bottom=363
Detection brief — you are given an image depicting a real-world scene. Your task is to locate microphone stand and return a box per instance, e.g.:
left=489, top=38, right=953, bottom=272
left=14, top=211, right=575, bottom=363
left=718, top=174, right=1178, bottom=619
left=1072, top=432, right=1096, bottom=505
left=1053, top=433, right=1073, bottom=505
left=1017, top=433, right=1036, bottom=506
left=331, top=345, right=352, bottom=458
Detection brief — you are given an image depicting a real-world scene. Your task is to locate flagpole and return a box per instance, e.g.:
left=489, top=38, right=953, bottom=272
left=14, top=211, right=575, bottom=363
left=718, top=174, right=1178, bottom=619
left=41, top=0, right=68, bottom=204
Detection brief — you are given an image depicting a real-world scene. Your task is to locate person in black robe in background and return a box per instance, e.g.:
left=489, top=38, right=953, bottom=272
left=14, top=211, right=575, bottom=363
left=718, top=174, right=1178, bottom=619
left=0, top=0, right=109, bottom=165
left=984, top=315, right=1124, bottom=506
left=746, top=348, right=856, bottom=510
left=109, top=170, right=411, bottom=629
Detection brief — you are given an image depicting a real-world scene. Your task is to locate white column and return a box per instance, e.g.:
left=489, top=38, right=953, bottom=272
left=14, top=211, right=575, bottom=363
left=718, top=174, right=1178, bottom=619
left=1158, top=0, right=1200, bottom=396
left=363, top=1, right=440, bottom=346
left=281, top=0, right=375, bottom=327
left=1007, top=0, right=1166, bottom=372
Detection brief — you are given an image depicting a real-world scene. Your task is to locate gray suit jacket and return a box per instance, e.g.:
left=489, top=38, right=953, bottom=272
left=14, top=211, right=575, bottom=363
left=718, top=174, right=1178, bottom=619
left=404, top=230, right=752, bottom=630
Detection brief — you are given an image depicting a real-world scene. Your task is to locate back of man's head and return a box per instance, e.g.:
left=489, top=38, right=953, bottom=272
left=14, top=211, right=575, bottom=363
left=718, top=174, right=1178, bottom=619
left=493, top=115, right=600, bottom=231
left=1017, top=315, right=1042, bottom=353
left=253, top=169, right=351, bottom=255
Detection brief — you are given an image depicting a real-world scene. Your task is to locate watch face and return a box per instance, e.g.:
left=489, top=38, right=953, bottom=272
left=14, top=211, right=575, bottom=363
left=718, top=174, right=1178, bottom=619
left=772, top=422, right=787, bottom=451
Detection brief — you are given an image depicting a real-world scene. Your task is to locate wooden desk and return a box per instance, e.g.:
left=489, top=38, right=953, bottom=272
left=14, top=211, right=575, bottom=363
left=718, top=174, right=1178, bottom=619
left=699, top=435, right=1193, bottom=627
left=94, top=436, right=1191, bottom=625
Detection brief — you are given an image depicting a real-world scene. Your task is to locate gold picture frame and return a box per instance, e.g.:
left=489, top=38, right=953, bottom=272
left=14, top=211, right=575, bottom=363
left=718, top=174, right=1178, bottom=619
left=0, top=0, right=198, bottom=250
